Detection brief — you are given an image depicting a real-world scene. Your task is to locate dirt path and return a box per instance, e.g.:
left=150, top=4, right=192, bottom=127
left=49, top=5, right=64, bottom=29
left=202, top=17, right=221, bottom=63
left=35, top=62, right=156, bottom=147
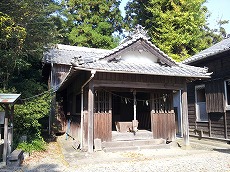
left=1, top=141, right=69, bottom=172
left=1, top=137, right=230, bottom=172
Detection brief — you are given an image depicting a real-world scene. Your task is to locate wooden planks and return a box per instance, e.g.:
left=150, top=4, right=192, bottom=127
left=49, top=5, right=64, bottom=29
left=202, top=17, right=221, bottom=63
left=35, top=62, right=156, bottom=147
left=94, top=113, right=112, bottom=142
left=151, top=113, right=176, bottom=141
left=205, top=80, right=225, bottom=113
left=94, top=72, right=185, bottom=90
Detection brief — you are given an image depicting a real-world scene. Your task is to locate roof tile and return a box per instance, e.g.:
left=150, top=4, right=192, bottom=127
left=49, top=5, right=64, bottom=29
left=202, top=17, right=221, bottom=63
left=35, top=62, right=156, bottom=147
left=183, top=37, right=230, bottom=64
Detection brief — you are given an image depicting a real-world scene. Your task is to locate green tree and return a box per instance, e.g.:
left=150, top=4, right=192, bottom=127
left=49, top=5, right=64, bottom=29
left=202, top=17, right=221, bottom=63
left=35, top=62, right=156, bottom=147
left=0, top=12, right=27, bottom=89
left=0, top=0, right=60, bottom=151
left=125, top=0, right=226, bottom=61
left=205, top=19, right=229, bottom=44
left=60, top=0, right=123, bottom=49
left=124, top=0, right=152, bottom=30
left=0, top=0, right=59, bottom=95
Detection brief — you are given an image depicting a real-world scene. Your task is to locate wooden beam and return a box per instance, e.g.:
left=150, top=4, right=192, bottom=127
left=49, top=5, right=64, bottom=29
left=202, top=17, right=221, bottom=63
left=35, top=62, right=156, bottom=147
left=88, top=82, right=94, bottom=153
left=182, top=83, right=189, bottom=146
left=93, top=80, right=184, bottom=90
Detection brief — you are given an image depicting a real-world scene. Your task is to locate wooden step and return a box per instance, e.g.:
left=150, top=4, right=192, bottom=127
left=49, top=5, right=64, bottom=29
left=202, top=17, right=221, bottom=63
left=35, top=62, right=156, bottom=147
left=102, top=139, right=166, bottom=148
left=103, top=144, right=170, bottom=152
left=102, top=138, right=167, bottom=152
left=112, top=130, right=153, bottom=141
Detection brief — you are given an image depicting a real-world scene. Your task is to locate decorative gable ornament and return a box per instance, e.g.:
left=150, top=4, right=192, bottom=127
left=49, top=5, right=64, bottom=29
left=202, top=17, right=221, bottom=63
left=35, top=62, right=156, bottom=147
left=120, top=25, right=150, bottom=45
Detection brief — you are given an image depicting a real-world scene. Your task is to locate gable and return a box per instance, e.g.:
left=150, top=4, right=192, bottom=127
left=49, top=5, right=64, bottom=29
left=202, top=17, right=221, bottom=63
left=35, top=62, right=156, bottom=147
left=101, top=42, right=159, bottom=64
left=100, top=39, right=176, bottom=66
left=118, top=49, right=158, bottom=64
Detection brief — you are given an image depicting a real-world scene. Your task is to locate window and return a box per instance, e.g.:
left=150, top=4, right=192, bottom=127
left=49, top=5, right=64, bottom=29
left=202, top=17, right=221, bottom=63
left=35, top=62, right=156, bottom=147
left=195, top=85, right=208, bottom=121
left=94, top=90, right=110, bottom=113
left=224, top=79, right=230, bottom=108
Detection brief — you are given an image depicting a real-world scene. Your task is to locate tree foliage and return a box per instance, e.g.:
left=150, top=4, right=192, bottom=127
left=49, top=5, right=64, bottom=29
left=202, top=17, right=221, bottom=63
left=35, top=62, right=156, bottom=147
left=125, top=0, right=228, bottom=61
left=59, top=0, right=123, bottom=49
left=0, top=0, right=59, bottom=93
left=0, top=12, right=27, bottom=89
left=14, top=92, right=51, bottom=140
left=13, top=92, right=51, bottom=152
left=0, top=0, right=59, bottom=150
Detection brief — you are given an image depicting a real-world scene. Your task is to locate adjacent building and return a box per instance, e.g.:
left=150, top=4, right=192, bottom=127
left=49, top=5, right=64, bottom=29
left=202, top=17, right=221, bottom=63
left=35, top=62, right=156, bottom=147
left=183, top=37, right=230, bottom=140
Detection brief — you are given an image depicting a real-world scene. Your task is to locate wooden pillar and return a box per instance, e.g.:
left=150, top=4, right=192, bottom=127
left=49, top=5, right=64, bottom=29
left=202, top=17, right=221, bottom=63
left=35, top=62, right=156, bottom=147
left=133, top=90, right=136, bottom=121
left=3, top=104, right=9, bottom=163
left=224, top=112, right=228, bottom=139
left=109, top=93, right=112, bottom=114
left=208, top=114, right=212, bottom=137
left=88, top=82, right=94, bottom=153
left=182, top=84, right=189, bottom=146
left=8, top=105, right=14, bottom=154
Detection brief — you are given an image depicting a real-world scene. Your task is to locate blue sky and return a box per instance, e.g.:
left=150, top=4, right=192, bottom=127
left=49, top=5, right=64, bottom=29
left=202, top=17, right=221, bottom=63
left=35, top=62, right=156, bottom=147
left=119, top=0, right=230, bottom=34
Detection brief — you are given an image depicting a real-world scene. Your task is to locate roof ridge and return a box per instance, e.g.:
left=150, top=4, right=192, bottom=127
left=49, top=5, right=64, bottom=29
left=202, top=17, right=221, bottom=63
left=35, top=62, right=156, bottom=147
left=56, top=44, right=111, bottom=53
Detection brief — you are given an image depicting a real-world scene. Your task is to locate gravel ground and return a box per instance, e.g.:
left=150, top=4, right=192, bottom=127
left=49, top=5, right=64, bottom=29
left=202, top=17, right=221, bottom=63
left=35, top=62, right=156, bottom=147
left=1, top=138, right=230, bottom=172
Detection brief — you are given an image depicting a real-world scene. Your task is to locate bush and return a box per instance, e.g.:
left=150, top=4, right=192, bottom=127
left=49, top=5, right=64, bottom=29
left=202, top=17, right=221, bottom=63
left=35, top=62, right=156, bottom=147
left=0, top=82, right=52, bottom=153
left=13, top=91, right=52, bottom=152
left=17, top=138, right=47, bottom=154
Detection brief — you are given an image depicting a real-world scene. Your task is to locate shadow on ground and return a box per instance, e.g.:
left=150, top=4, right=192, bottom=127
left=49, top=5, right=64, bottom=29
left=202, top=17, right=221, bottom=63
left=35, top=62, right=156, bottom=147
left=213, top=148, right=230, bottom=154
left=1, top=163, right=63, bottom=172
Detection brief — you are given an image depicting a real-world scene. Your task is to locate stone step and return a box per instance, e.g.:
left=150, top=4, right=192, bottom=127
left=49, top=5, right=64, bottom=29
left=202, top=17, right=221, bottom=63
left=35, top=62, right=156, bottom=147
left=103, top=144, right=170, bottom=153
left=102, top=139, right=166, bottom=148
left=112, top=130, right=153, bottom=141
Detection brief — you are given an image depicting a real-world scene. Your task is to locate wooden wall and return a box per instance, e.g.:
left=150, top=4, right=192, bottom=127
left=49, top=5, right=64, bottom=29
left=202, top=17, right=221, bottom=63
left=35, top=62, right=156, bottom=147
left=227, top=111, right=230, bottom=139
left=53, top=103, right=81, bottom=140
left=51, top=64, right=70, bottom=89
left=187, top=50, right=230, bottom=140
left=187, top=82, right=227, bottom=138
left=209, top=113, right=225, bottom=138
left=94, top=72, right=185, bottom=90
left=94, top=113, right=112, bottom=142
left=151, top=113, right=175, bottom=140
left=68, top=116, right=81, bottom=140
left=189, top=50, right=230, bottom=79
left=187, top=83, right=196, bottom=133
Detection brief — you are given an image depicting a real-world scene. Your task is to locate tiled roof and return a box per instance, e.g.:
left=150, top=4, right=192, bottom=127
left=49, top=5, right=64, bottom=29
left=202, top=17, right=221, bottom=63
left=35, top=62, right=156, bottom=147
left=183, top=37, right=230, bottom=64
left=72, top=61, right=210, bottom=78
left=43, top=26, right=211, bottom=79
left=43, top=44, right=110, bottom=65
